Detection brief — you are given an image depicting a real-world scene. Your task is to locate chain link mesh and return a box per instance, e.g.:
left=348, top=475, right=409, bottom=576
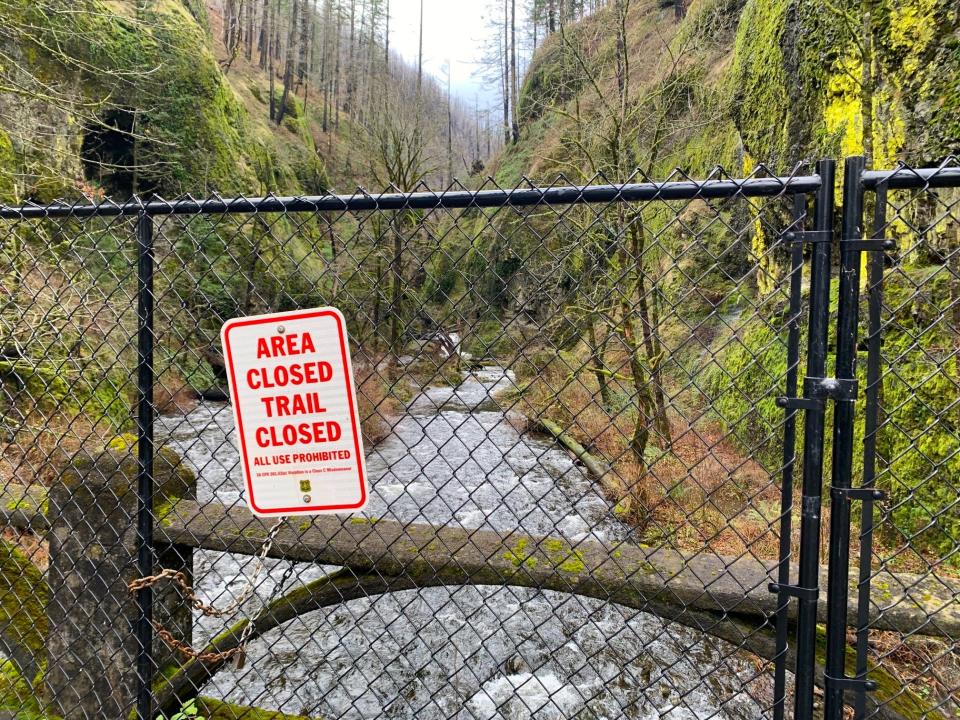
left=0, top=164, right=955, bottom=720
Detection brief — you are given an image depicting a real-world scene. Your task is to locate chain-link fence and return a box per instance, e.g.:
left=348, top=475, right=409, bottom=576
left=0, top=161, right=956, bottom=720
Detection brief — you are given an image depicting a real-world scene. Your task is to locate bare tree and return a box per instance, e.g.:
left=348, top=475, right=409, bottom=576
left=417, top=0, right=424, bottom=96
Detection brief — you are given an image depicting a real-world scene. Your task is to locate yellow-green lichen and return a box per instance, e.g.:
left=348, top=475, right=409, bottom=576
left=503, top=537, right=538, bottom=571
left=822, top=56, right=865, bottom=159
left=743, top=152, right=778, bottom=295
left=541, top=539, right=586, bottom=575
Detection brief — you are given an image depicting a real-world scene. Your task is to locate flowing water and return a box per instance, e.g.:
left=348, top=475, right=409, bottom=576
left=157, top=367, right=761, bottom=720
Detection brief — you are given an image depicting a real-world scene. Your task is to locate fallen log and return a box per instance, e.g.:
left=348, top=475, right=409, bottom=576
left=536, top=417, right=634, bottom=517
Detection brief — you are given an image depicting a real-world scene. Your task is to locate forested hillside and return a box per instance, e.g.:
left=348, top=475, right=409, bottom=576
left=493, top=0, right=960, bottom=182
left=0, top=0, right=481, bottom=203
left=485, top=0, right=960, bottom=562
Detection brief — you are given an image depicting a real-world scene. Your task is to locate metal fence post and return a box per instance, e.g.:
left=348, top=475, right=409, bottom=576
left=792, top=158, right=835, bottom=720
left=853, top=178, right=888, bottom=720
left=772, top=192, right=807, bottom=720
left=135, top=210, right=156, bottom=720
left=824, top=156, right=868, bottom=720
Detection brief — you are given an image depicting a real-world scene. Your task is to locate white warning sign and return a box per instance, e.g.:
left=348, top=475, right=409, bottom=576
left=220, top=307, right=367, bottom=516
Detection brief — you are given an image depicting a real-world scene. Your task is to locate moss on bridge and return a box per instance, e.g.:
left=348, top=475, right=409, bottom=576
left=193, top=697, right=317, bottom=720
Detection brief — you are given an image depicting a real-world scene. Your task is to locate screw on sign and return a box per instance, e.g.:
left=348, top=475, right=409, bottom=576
left=221, top=307, right=368, bottom=516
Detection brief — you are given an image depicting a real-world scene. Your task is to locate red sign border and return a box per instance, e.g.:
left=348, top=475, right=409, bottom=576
left=221, top=308, right=367, bottom=515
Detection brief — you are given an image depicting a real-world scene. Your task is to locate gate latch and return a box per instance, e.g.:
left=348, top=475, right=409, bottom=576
left=780, top=230, right=831, bottom=244
left=775, top=396, right=822, bottom=411
left=841, top=237, right=897, bottom=252
left=824, top=674, right=878, bottom=693
left=830, top=486, right=887, bottom=502
left=768, top=583, right=819, bottom=602
left=775, top=377, right=857, bottom=411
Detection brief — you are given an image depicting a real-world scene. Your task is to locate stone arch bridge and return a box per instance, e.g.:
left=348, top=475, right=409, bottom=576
left=0, top=449, right=954, bottom=720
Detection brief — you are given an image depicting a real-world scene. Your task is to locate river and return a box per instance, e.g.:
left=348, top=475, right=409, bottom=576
left=157, top=367, right=763, bottom=720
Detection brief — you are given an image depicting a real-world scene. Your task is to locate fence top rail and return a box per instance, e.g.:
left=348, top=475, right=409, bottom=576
left=0, top=173, right=823, bottom=219
left=862, top=163, right=960, bottom=189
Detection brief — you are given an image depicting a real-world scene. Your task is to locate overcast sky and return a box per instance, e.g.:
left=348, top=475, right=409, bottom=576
left=387, top=0, right=500, bottom=108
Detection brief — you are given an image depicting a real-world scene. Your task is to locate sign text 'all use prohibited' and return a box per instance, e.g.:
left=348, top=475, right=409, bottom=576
left=221, top=308, right=367, bottom=516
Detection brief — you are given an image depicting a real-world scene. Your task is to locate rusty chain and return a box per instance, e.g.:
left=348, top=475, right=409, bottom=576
left=128, top=516, right=289, bottom=666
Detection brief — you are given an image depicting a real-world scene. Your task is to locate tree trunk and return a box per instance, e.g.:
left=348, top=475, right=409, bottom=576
left=588, top=321, right=612, bottom=409
left=502, top=0, right=510, bottom=145
left=389, top=215, right=404, bottom=360
left=297, top=0, right=311, bottom=88
left=277, top=0, right=300, bottom=126
left=245, top=0, right=254, bottom=60
left=861, top=0, right=875, bottom=165
left=223, top=0, right=235, bottom=49
left=333, top=0, right=341, bottom=128
left=258, top=0, right=270, bottom=70
left=417, top=0, right=423, bottom=96
left=446, top=73, right=453, bottom=184
left=268, top=0, right=276, bottom=120
left=629, top=220, right=670, bottom=446
left=346, top=0, right=356, bottom=115
left=510, top=0, right=519, bottom=143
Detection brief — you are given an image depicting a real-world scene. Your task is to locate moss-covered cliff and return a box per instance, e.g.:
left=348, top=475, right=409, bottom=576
left=0, top=0, right=330, bottom=203
left=496, top=0, right=959, bottom=182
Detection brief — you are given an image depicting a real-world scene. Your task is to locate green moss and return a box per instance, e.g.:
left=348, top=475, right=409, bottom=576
left=0, top=129, right=16, bottom=202
left=701, top=263, right=959, bottom=562
left=241, top=526, right=269, bottom=539
left=4, top=489, right=47, bottom=518
left=0, top=359, right=128, bottom=431
left=726, top=0, right=792, bottom=162
left=872, top=267, right=960, bottom=556
left=0, top=540, right=47, bottom=660
left=16, top=0, right=256, bottom=195
left=0, top=657, right=56, bottom=719
left=108, top=433, right=198, bottom=503
left=193, top=697, right=315, bottom=720
left=293, top=153, right=329, bottom=195
left=813, top=625, right=939, bottom=720
left=516, top=34, right=582, bottom=127
left=701, top=300, right=795, bottom=471
left=557, top=552, right=586, bottom=574
left=541, top=538, right=586, bottom=575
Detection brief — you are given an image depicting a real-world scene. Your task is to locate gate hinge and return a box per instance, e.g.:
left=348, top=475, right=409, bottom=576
left=824, top=674, right=878, bottom=693
left=830, top=486, right=887, bottom=502
left=806, top=376, right=858, bottom=401
left=768, top=583, right=819, bottom=602
left=841, top=237, right=897, bottom=252
left=781, top=230, right=831, bottom=244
